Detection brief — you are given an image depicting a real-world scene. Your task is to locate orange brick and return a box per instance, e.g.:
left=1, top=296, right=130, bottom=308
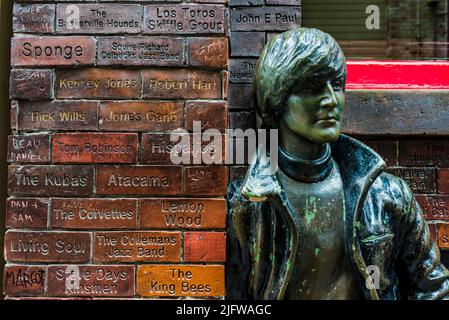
left=184, top=232, right=226, bottom=262
left=438, top=224, right=449, bottom=249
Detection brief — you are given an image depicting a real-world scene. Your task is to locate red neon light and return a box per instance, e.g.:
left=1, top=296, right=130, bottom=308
left=346, top=60, right=449, bottom=90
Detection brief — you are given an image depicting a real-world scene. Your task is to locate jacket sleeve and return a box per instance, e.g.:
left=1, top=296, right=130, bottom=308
left=397, top=178, right=449, bottom=300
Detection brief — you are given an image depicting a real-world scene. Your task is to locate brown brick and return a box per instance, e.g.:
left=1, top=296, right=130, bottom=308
left=140, top=133, right=187, bottom=165
left=428, top=223, right=438, bottom=243
left=144, top=5, right=225, bottom=35
left=11, top=36, right=96, bottom=67
left=229, top=110, right=256, bottom=130
left=139, top=198, right=226, bottom=229
left=416, top=195, right=449, bottom=221
left=399, top=140, right=449, bottom=167
left=386, top=168, right=435, bottom=194
left=438, top=169, right=449, bottom=194
left=142, top=69, right=221, bottom=99
left=184, top=166, right=228, bottom=196
left=230, top=0, right=263, bottom=5
left=13, top=3, right=55, bottom=33
left=230, top=7, right=301, bottom=31
left=230, top=166, right=248, bottom=182
left=185, top=100, right=227, bottom=131
left=230, top=31, right=265, bottom=57
left=56, top=68, right=141, bottom=99
left=96, top=166, right=183, bottom=196
left=362, top=140, right=398, bottom=167
left=93, top=231, right=181, bottom=263
left=229, top=83, right=252, bottom=110
left=3, top=265, right=46, bottom=296
left=47, top=265, right=135, bottom=297
left=8, top=165, right=94, bottom=196
left=10, top=69, right=53, bottom=100
left=5, top=231, right=91, bottom=263
left=188, top=37, right=228, bottom=68
left=50, top=199, right=137, bottom=229
left=52, top=133, right=138, bottom=164
left=56, top=4, right=142, bottom=34
left=99, top=101, right=184, bottom=132
left=137, top=265, right=225, bottom=297
left=437, top=224, right=449, bottom=249
left=184, top=232, right=226, bottom=262
left=17, top=101, right=98, bottom=131
left=11, top=101, right=18, bottom=130
left=8, top=134, right=50, bottom=163
left=6, top=198, right=49, bottom=229
left=230, top=58, right=257, bottom=83
left=97, top=36, right=184, bottom=67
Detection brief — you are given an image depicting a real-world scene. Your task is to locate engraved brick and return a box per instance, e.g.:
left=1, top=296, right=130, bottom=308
left=6, top=198, right=49, bottom=229
left=230, top=58, right=257, bottom=83
left=56, top=69, right=141, bottom=99
left=230, top=7, right=301, bottom=31
left=17, top=101, right=98, bottom=131
left=184, top=166, right=227, bottom=196
left=437, top=169, right=449, bottom=194
left=47, top=265, right=135, bottom=297
left=56, top=4, right=142, bottom=34
left=3, top=265, right=46, bottom=296
left=13, top=3, right=55, bottom=33
left=229, top=110, right=256, bottom=130
left=10, top=69, right=52, bottom=100
left=266, top=0, right=301, bottom=4
left=184, top=232, right=226, bottom=262
left=362, top=140, right=398, bottom=167
left=97, top=36, right=184, bottom=67
left=386, top=167, right=435, bottom=194
left=11, top=36, right=96, bottom=67
left=50, top=199, right=137, bottom=229
left=188, top=37, right=228, bottom=68
left=137, top=265, right=224, bottom=297
left=140, top=133, right=187, bottom=165
left=416, top=195, right=449, bottom=221
left=437, top=224, right=449, bottom=249
left=144, top=5, right=225, bottom=35
left=399, top=140, right=449, bottom=167
left=185, top=100, right=227, bottom=131
left=139, top=198, right=226, bottom=229
left=96, top=166, right=183, bottom=195
left=229, top=83, right=252, bottom=110
left=230, top=31, right=265, bottom=57
left=93, top=231, right=181, bottom=263
left=52, top=133, right=138, bottom=163
left=142, top=69, right=221, bottom=99
left=99, top=101, right=184, bottom=132
left=229, top=0, right=263, bottom=6
left=4, top=231, right=91, bottom=263
left=8, top=134, right=50, bottom=163
left=8, top=165, right=94, bottom=196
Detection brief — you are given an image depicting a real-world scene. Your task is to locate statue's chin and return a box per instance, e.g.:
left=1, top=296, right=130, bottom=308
left=306, top=130, right=341, bottom=144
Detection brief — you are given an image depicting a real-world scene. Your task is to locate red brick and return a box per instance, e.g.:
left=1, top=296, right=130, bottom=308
left=56, top=68, right=141, bottom=99
left=386, top=167, right=435, bottom=194
left=10, top=69, right=53, bottom=100
left=8, top=134, right=50, bottom=163
left=52, top=133, right=138, bottom=163
left=13, top=3, right=55, bottom=33
left=6, top=198, right=49, bottom=229
left=437, top=224, right=449, bottom=249
left=437, top=169, right=449, bottom=193
left=11, top=36, right=96, bottom=66
left=416, top=195, right=449, bottom=221
left=185, top=100, right=227, bottom=131
left=139, top=198, right=226, bottom=229
left=143, top=69, right=222, bottom=99
left=96, top=166, right=183, bottom=196
left=47, top=265, right=135, bottom=297
left=3, top=265, right=46, bottom=296
left=188, top=37, right=228, bottom=68
left=8, top=165, right=94, bottom=196
left=5, top=231, right=91, bottom=263
left=50, top=199, right=137, bottom=229
left=428, top=223, right=437, bottom=243
left=184, top=232, right=226, bottom=262
left=140, top=133, right=187, bottom=165
left=184, top=166, right=228, bottom=196
left=99, top=101, right=184, bottom=131
left=17, top=100, right=98, bottom=131
left=93, top=231, right=181, bottom=263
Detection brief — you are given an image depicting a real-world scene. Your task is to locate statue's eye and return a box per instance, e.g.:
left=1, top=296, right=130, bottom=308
left=332, top=80, right=343, bottom=90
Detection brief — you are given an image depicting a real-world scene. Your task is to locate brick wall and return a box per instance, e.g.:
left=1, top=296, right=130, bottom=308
left=5, top=0, right=229, bottom=299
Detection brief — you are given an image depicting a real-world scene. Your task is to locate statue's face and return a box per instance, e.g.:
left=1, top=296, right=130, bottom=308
left=282, top=74, right=345, bottom=144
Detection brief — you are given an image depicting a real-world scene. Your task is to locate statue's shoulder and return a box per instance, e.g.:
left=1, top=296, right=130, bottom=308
left=227, top=176, right=249, bottom=208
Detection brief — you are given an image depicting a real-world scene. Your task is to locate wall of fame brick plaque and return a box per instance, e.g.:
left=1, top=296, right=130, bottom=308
left=6, top=0, right=230, bottom=299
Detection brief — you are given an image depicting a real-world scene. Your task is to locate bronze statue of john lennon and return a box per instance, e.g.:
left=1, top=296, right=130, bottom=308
left=227, top=27, right=449, bottom=300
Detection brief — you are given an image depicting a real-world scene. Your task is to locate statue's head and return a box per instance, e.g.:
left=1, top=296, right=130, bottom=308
left=254, top=27, right=347, bottom=144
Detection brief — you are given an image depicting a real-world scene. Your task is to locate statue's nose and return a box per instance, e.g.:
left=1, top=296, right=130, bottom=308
left=320, top=82, right=338, bottom=109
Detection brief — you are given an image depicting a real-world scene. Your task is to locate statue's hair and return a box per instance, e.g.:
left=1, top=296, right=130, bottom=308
left=253, top=27, right=346, bottom=129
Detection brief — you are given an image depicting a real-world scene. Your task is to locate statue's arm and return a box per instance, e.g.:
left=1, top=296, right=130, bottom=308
left=397, top=178, right=449, bottom=300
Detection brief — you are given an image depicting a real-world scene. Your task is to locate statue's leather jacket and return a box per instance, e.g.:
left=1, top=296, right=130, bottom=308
left=227, top=134, right=449, bottom=300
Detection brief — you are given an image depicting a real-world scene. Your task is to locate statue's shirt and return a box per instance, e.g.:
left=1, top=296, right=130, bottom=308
left=277, top=159, right=362, bottom=299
